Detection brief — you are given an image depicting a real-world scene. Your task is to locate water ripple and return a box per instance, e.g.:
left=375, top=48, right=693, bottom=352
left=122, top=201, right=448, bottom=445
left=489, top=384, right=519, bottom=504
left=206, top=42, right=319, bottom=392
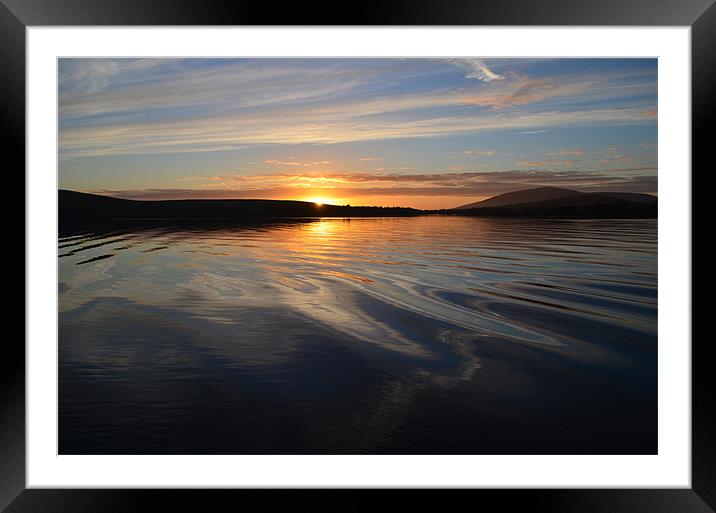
left=59, top=217, right=657, bottom=454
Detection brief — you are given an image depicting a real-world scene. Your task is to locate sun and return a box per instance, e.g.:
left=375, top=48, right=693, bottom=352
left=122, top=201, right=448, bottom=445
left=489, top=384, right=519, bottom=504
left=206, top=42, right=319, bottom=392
left=305, top=196, right=337, bottom=206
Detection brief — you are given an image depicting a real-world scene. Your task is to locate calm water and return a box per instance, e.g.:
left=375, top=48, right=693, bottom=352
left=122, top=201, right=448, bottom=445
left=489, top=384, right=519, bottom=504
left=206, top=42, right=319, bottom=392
left=58, top=216, right=657, bottom=454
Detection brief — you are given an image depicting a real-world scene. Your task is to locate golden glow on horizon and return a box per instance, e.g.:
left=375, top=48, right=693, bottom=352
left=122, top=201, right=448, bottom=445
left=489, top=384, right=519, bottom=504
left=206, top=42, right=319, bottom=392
left=304, top=196, right=340, bottom=206
left=292, top=193, right=467, bottom=209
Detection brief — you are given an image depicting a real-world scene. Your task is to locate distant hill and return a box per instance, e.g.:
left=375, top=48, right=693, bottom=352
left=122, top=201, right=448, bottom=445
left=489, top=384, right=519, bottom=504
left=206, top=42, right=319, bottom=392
left=596, top=192, right=658, bottom=204
left=58, top=188, right=657, bottom=226
left=448, top=187, right=657, bottom=218
left=454, top=187, right=585, bottom=209
left=59, top=190, right=421, bottom=222
left=445, top=189, right=656, bottom=219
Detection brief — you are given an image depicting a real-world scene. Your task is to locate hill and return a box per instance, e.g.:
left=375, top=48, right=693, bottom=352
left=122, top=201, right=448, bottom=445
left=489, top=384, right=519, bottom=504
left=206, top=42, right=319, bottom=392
left=454, top=187, right=585, bottom=209
left=454, top=187, right=657, bottom=210
left=59, top=190, right=420, bottom=222
left=444, top=191, right=656, bottom=218
left=58, top=188, right=657, bottom=225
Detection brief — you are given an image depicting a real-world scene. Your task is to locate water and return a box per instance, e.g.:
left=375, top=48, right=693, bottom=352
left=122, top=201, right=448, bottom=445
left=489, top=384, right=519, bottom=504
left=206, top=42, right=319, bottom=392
left=58, top=216, right=657, bottom=454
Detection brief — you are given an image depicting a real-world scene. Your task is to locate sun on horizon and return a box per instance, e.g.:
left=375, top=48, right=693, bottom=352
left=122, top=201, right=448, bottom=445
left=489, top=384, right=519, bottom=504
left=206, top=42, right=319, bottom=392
left=303, top=196, right=341, bottom=207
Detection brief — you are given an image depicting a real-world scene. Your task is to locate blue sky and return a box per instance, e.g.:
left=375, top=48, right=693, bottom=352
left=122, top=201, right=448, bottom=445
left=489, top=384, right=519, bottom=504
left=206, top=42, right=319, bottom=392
left=58, top=58, right=657, bottom=208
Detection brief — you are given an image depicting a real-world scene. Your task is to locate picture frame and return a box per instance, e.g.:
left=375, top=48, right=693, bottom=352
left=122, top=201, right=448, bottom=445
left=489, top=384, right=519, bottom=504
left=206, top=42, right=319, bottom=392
left=2, top=0, right=711, bottom=511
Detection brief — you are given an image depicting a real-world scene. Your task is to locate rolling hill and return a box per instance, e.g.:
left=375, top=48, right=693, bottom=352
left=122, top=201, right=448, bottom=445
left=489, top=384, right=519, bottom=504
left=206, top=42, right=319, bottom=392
left=449, top=187, right=657, bottom=218
left=58, top=188, right=658, bottom=225
left=454, top=187, right=584, bottom=209
left=58, top=190, right=420, bottom=222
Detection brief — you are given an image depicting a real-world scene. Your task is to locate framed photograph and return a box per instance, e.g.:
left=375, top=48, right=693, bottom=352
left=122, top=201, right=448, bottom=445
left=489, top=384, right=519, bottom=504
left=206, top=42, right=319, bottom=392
left=2, top=0, right=711, bottom=511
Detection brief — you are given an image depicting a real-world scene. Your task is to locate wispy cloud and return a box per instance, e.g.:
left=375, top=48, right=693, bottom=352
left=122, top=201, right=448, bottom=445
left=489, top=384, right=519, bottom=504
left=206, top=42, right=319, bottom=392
left=90, top=168, right=657, bottom=202
left=263, top=159, right=331, bottom=167
left=517, top=160, right=576, bottom=168
left=547, top=148, right=585, bottom=156
left=445, top=59, right=504, bottom=82
left=463, top=76, right=588, bottom=110
left=59, top=104, right=657, bottom=160
left=59, top=58, right=658, bottom=160
left=445, top=149, right=498, bottom=160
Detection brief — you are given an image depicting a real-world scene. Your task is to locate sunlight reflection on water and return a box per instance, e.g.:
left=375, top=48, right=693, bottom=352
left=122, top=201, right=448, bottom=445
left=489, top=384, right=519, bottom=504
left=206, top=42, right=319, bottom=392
left=59, top=217, right=657, bottom=454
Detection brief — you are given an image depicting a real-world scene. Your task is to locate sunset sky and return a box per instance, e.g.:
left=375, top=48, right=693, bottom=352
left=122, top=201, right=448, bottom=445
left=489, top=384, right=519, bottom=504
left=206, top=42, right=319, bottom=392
left=58, top=58, right=657, bottom=209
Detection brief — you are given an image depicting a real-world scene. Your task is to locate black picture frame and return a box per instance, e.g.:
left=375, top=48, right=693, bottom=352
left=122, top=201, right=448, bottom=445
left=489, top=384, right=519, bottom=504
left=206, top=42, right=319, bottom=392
left=1, top=1, right=711, bottom=511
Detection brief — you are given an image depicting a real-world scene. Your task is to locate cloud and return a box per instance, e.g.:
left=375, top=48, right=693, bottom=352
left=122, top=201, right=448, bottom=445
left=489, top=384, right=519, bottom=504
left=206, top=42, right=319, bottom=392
left=59, top=59, right=371, bottom=119
left=264, top=159, right=303, bottom=167
left=91, top=168, right=657, bottom=201
left=445, top=59, right=504, bottom=82
left=517, top=160, right=575, bottom=168
left=547, top=148, right=585, bottom=156
left=59, top=58, right=183, bottom=94
left=591, top=145, right=631, bottom=163
left=599, top=155, right=631, bottom=163
left=263, top=159, right=331, bottom=167
left=463, top=76, right=589, bottom=110
left=59, top=103, right=657, bottom=161
left=446, top=149, right=497, bottom=159
left=58, top=59, right=657, bottom=160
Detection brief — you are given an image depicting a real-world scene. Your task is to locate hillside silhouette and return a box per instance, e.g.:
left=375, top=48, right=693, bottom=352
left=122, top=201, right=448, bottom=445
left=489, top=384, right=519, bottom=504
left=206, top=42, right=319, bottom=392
left=59, top=188, right=657, bottom=225
left=59, top=190, right=420, bottom=221
left=446, top=187, right=657, bottom=218
left=455, top=186, right=583, bottom=209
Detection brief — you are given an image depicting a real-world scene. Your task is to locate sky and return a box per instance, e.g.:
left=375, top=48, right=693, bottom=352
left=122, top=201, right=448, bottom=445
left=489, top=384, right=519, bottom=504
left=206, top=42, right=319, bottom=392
left=58, top=58, right=657, bottom=209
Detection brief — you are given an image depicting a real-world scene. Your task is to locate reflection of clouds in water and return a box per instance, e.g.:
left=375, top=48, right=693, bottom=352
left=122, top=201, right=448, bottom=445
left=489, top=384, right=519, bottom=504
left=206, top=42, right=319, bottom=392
left=61, top=300, right=311, bottom=370
left=60, top=217, right=657, bottom=372
left=60, top=284, right=489, bottom=450
left=59, top=297, right=487, bottom=450
left=65, top=247, right=437, bottom=358
left=273, top=276, right=435, bottom=357
left=58, top=256, right=116, bottom=311
left=59, top=218, right=657, bottom=453
left=341, top=329, right=485, bottom=452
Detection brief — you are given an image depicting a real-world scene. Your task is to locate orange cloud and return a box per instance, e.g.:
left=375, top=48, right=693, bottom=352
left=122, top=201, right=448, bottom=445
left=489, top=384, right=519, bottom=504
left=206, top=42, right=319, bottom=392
left=516, top=159, right=575, bottom=168
left=547, top=148, right=584, bottom=156
left=98, top=168, right=657, bottom=208
left=263, top=159, right=331, bottom=167
left=463, top=77, right=588, bottom=110
left=446, top=149, right=497, bottom=159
